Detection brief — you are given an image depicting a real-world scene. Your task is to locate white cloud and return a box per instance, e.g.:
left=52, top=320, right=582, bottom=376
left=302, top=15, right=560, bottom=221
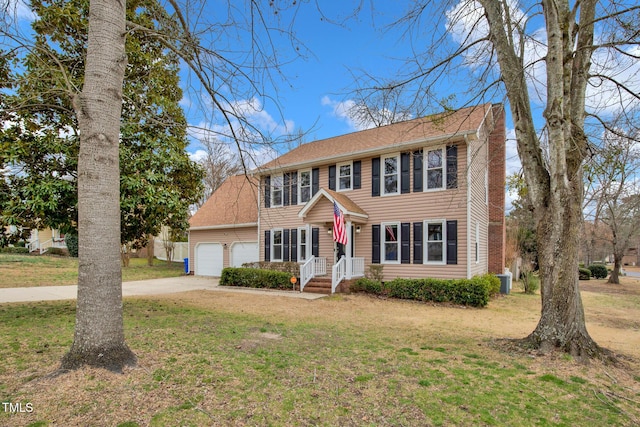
left=321, top=95, right=412, bottom=131
left=3, top=0, right=34, bottom=22
left=446, top=1, right=638, bottom=117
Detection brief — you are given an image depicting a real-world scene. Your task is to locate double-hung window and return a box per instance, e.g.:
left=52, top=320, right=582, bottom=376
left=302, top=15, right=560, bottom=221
left=299, top=170, right=311, bottom=204
left=382, top=154, right=399, bottom=195
left=271, top=229, right=283, bottom=262
left=382, top=222, right=400, bottom=263
left=271, top=174, right=283, bottom=207
left=338, top=162, right=352, bottom=191
left=425, top=148, right=444, bottom=190
left=425, top=220, right=445, bottom=263
left=298, top=227, right=309, bottom=261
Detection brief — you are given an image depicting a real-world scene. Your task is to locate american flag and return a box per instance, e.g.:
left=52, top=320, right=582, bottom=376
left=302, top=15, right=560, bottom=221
left=333, top=201, right=348, bottom=245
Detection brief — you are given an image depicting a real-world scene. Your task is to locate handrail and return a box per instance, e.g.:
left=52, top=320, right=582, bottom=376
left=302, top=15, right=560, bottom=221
left=300, top=256, right=315, bottom=292
left=332, top=256, right=346, bottom=294
left=27, top=239, right=40, bottom=253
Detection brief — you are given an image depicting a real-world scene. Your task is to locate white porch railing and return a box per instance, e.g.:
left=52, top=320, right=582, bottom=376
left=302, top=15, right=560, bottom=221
left=350, top=257, right=365, bottom=278
left=300, top=256, right=327, bottom=292
left=332, top=256, right=347, bottom=294
left=27, top=239, right=40, bottom=253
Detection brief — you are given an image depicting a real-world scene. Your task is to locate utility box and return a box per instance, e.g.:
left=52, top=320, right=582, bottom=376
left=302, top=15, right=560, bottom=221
left=497, top=270, right=512, bottom=294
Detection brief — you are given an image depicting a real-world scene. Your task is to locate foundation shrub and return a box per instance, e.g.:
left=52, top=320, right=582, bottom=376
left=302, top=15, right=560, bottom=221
left=220, top=267, right=293, bottom=290
left=579, top=268, right=592, bottom=280
left=587, top=264, right=608, bottom=279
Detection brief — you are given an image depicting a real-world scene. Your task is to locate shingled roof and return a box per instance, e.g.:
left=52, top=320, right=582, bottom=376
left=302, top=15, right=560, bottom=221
left=258, top=104, right=492, bottom=172
left=189, top=175, right=258, bottom=229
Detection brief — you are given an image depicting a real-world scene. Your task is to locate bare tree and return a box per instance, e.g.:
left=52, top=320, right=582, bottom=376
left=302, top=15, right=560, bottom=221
left=196, top=136, right=243, bottom=205
left=585, top=123, right=640, bottom=284
left=354, top=0, right=640, bottom=360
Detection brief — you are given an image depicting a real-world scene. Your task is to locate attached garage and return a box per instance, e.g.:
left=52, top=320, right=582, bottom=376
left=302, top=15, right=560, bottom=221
left=230, top=242, right=259, bottom=267
left=194, top=243, right=224, bottom=276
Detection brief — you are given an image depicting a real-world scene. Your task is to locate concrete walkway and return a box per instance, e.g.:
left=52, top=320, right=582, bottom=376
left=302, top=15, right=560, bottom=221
left=0, top=276, right=325, bottom=304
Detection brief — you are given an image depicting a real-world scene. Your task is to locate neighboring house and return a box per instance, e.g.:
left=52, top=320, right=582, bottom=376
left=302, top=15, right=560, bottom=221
left=189, top=103, right=506, bottom=292
left=28, top=227, right=67, bottom=254
left=188, top=175, right=259, bottom=276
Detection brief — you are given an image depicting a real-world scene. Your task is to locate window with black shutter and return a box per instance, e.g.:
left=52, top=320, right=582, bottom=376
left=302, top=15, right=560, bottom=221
left=413, top=222, right=423, bottom=263
left=353, top=160, right=361, bottom=189
left=446, top=145, right=458, bottom=189
left=401, top=223, right=410, bottom=263
left=312, top=168, right=320, bottom=196
left=413, top=150, right=423, bottom=192
left=283, top=229, right=290, bottom=262
left=446, top=220, right=458, bottom=265
left=329, top=165, right=336, bottom=191
left=264, top=230, right=271, bottom=261
left=290, top=229, right=297, bottom=262
left=311, top=227, right=319, bottom=257
left=264, top=176, right=271, bottom=208
left=401, top=153, right=410, bottom=194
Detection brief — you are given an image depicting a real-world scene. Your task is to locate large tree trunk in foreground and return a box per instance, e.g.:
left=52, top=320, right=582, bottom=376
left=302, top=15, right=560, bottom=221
left=481, top=0, right=607, bottom=360
left=62, top=0, right=135, bottom=372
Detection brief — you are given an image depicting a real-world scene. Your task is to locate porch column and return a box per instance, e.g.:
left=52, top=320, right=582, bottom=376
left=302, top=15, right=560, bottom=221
left=346, top=220, right=352, bottom=278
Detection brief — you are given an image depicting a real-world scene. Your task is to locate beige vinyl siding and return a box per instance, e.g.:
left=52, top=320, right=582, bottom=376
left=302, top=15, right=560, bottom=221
left=189, top=226, right=257, bottom=273
left=468, top=118, right=491, bottom=277
left=260, top=139, right=472, bottom=280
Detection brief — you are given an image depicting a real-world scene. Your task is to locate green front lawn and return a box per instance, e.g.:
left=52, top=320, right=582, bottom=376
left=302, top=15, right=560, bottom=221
left=0, top=254, right=184, bottom=288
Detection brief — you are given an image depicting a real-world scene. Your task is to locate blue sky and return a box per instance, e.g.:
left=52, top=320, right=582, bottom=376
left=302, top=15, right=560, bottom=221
left=6, top=0, right=639, bottom=210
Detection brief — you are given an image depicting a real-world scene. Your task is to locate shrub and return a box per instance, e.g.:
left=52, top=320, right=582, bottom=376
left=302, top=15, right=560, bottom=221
left=588, top=264, right=608, bottom=279
left=522, top=271, right=540, bottom=294
left=366, top=265, right=384, bottom=282
left=241, top=261, right=299, bottom=276
left=373, top=274, right=500, bottom=308
left=351, top=278, right=383, bottom=294
left=0, top=247, right=29, bottom=254
left=220, top=267, right=294, bottom=290
left=578, top=268, right=591, bottom=280
left=65, top=233, right=79, bottom=257
left=46, top=247, right=69, bottom=256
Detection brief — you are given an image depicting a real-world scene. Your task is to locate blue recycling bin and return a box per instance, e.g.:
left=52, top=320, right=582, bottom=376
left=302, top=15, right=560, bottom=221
left=183, top=258, right=189, bottom=274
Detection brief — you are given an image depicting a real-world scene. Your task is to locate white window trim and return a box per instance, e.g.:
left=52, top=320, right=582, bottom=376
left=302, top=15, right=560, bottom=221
left=381, top=221, right=401, bottom=264
left=381, top=153, right=400, bottom=196
left=298, top=169, right=312, bottom=205
left=297, top=225, right=310, bottom=262
left=424, top=147, right=446, bottom=192
left=337, top=161, right=353, bottom=192
left=271, top=174, right=284, bottom=207
left=424, top=219, right=446, bottom=265
left=271, top=228, right=284, bottom=262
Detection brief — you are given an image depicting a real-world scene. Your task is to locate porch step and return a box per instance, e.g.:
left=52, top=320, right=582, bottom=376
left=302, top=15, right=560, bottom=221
left=303, top=278, right=332, bottom=294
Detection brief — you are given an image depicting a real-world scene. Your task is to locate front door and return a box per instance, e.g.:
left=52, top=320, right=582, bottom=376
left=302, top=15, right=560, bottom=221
left=334, top=242, right=345, bottom=263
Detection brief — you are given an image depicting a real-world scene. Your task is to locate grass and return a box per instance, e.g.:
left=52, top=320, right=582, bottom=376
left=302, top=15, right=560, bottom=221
left=0, top=254, right=184, bottom=288
left=0, top=298, right=638, bottom=426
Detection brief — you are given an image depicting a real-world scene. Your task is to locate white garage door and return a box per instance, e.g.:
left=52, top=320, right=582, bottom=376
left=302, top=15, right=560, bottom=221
left=195, top=243, right=223, bottom=276
left=230, top=242, right=259, bottom=267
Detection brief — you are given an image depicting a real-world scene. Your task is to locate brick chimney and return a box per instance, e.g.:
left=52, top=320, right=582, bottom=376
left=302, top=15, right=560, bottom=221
left=487, top=104, right=506, bottom=274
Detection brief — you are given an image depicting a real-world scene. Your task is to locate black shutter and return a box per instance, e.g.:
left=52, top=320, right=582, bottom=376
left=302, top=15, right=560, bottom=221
left=264, top=176, right=271, bottom=208
left=372, top=157, right=380, bottom=197
left=372, top=224, right=380, bottom=264
left=413, top=222, right=423, bottom=263
left=446, top=220, right=458, bottom=265
left=329, top=165, right=336, bottom=191
left=283, top=229, right=290, bottom=262
left=283, top=173, right=290, bottom=206
left=264, top=230, right=271, bottom=262
left=401, top=222, right=411, bottom=264
left=353, top=160, right=361, bottom=189
left=312, top=168, right=320, bottom=196
left=401, top=152, right=410, bottom=194
left=446, top=145, right=458, bottom=189
left=290, top=172, right=298, bottom=205
left=413, top=150, right=423, bottom=192
left=311, top=227, right=319, bottom=257
left=290, top=229, right=297, bottom=262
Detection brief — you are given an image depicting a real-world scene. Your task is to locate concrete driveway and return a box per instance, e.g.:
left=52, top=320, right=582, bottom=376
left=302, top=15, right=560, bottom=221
left=0, top=276, right=324, bottom=304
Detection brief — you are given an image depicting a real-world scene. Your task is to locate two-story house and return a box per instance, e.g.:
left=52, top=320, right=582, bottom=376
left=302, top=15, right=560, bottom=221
left=189, top=103, right=506, bottom=293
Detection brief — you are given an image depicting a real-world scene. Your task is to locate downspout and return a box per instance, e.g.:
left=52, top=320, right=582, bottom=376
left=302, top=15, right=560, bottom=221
left=256, top=173, right=261, bottom=262
left=465, top=134, right=472, bottom=279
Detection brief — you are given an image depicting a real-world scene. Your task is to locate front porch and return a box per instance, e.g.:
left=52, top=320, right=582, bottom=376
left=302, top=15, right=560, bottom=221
left=299, top=255, right=365, bottom=294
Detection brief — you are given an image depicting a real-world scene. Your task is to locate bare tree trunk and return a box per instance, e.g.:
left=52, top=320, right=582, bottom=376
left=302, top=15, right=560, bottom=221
left=147, top=233, right=155, bottom=266
left=62, top=0, right=135, bottom=372
left=608, top=256, right=621, bottom=284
